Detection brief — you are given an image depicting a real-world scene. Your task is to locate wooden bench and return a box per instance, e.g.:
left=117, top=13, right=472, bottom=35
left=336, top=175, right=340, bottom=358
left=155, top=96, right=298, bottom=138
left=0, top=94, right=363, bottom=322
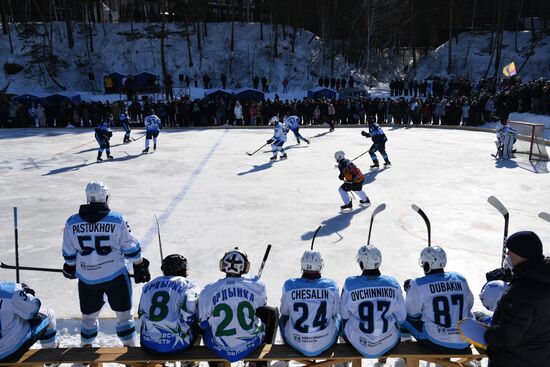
left=0, top=342, right=486, bottom=367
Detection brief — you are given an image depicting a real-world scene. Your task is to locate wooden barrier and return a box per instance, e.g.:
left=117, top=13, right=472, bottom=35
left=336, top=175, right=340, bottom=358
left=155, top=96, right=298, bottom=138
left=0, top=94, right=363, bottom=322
left=0, top=342, right=486, bottom=367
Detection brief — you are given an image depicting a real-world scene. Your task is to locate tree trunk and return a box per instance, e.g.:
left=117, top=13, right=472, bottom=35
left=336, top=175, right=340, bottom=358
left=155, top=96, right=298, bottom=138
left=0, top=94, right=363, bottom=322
left=515, top=0, right=523, bottom=52
left=493, top=0, right=504, bottom=78
left=186, top=23, right=193, bottom=68
left=447, top=0, right=453, bottom=73
left=230, top=20, right=234, bottom=51
left=88, top=0, right=94, bottom=52
left=160, top=2, right=168, bottom=97
left=65, top=0, right=74, bottom=49
left=1, top=0, right=8, bottom=35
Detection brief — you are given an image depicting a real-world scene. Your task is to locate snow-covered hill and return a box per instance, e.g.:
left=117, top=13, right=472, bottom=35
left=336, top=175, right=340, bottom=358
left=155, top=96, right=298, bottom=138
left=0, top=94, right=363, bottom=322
left=0, top=22, right=368, bottom=94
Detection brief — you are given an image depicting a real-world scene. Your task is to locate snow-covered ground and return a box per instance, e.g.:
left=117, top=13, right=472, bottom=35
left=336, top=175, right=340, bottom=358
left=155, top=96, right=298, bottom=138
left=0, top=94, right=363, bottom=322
left=0, top=125, right=548, bottom=366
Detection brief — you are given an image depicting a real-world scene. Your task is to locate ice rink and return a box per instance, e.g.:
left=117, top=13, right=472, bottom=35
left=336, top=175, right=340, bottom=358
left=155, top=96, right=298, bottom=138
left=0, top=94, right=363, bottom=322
left=0, top=126, right=548, bottom=360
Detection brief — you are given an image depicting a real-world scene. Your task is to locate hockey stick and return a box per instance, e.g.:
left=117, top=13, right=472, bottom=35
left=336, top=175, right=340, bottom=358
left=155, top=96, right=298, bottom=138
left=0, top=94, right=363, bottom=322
left=367, top=203, right=387, bottom=245
left=257, top=244, right=272, bottom=278
left=246, top=142, right=269, bottom=156
left=411, top=204, right=431, bottom=247
left=487, top=196, right=509, bottom=267
left=539, top=212, right=550, bottom=223
left=13, top=207, right=20, bottom=282
left=310, top=226, right=322, bottom=250
left=154, top=215, right=164, bottom=261
left=132, top=133, right=146, bottom=142
left=351, top=150, right=370, bottom=162
left=0, top=262, right=136, bottom=278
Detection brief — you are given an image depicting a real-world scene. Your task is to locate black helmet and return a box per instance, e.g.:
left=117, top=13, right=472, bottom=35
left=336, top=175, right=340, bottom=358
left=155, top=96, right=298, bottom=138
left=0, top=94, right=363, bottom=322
left=161, top=254, right=188, bottom=277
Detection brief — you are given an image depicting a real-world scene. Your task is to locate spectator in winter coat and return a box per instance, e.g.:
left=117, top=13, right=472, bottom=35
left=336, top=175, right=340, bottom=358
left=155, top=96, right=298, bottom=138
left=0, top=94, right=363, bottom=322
left=485, top=231, right=550, bottom=367
left=234, top=101, right=243, bottom=126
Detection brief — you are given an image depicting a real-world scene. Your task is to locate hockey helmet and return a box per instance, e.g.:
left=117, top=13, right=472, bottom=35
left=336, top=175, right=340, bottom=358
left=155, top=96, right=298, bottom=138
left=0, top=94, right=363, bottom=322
left=479, top=280, right=508, bottom=312
left=419, top=246, right=447, bottom=273
left=161, top=254, right=188, bottom=277
left=220, top=247, right=250, bottom=275
left=334, top=150, right=345, bottom=162
left=270, top=116, right=279, bottom=124
left=85, top=181, right=110, bottom=204
left=301, top=250, right=323, bottom=272
left=356, top=245, right=382, bottom=270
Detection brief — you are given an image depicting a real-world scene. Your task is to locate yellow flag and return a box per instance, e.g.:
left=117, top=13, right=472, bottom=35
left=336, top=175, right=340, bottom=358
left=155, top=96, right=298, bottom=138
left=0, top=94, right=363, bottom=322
left=502, top=62, right=517, bottom=77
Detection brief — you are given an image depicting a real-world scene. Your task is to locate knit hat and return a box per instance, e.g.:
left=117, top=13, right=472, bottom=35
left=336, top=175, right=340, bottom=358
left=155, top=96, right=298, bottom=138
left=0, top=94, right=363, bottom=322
left=506, top=231, right=543, bottom=260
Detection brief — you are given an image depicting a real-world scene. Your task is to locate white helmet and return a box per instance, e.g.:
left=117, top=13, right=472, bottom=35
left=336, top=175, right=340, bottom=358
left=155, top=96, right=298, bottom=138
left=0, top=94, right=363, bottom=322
left=334, top=150, right=345, bottom=162
left=419, top=246, right=447, bottom=273
left=479, top=280, right=508, bottom=312
left=219, top=247, right=250, bottom=275
left=85, top=181, right=110, bottom=204
left=270, top=116, right=279, bottom=124
left=356, top=245, right=382, bottom=270
left=301, top=250, right=323, bottom=272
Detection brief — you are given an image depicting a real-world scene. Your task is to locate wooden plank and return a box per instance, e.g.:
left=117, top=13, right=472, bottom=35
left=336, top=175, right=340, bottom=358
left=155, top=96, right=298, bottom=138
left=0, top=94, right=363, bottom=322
left=421, top=357, right=462, bottom=367
left=351, top=358, right=362, bottom=367
left=406, top=357, right=419, bottom=367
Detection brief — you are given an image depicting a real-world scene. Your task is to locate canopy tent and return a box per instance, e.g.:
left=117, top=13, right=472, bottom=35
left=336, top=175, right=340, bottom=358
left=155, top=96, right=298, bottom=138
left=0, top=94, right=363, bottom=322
left=44, top=93, right=82, bottom=104
left=11, top=94, right=43, bottom=103
left=307, top=87, right=337, bottom=100
left=234, top=88, right=265, bottom=101
left=104, top=72, right=127, bottom=94
left=133, top=72, right=160, bottom=93
left=204, top=89, right=234, bottom=101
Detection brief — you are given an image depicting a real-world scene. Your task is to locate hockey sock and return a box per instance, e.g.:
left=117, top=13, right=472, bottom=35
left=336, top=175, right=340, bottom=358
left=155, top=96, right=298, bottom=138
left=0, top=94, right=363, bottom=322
left=355, top=191, right=368, bottom=201
left=145, top=139, right=150, bottom=149
left=81, top=311, right=100, bottom=346
left=338, top=187, right=351, bottom=204
left=38, top=309, right=58, bottom=348
left=115, top=310, right=137, bottom=347
left=153, top=137, right=158, bottom=146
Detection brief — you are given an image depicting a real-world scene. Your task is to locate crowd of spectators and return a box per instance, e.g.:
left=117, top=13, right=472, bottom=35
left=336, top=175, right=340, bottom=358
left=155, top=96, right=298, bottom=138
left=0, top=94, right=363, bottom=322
left=1, top=76, right=549, bottom=129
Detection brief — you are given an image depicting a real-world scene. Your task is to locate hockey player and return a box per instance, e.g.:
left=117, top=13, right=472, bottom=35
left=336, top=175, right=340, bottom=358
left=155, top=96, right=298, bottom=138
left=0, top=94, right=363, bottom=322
left=283, top=113, right=310, bottom=145
left=143, top=109, right=161, bottom=154
left=335, top=150, right=370, bottom=210
left=198, top=248, right=278, bottom=362
left=95, top=114, right=114, bottom=162
left=62, top=181, right=151, bottom=348
left=495, top=120, right=517, bottom=159
left=0, top=282, right=58, bottom=362
left=139, top=254, right=200, bottom=354
left=340, top=245, right=406, bottom=361
left=361, top=122, right=391, bottom=168
left=266, top=116, right=288, bottom=161
left=402, top=246, right=474, bottom=352
left=279, top=250, right=340, bottom=357
left=120, top=108, right=132, bottom=144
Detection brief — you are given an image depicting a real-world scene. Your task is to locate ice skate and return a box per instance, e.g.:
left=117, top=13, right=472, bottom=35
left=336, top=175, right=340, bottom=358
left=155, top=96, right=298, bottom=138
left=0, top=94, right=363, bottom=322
left=280, top=153, right=287, bottom=160
left=142, top=147, right=149, bottom=154
left=154, top=143, right=157, bottom=151
left=304, top=138, right=310, bottom=144
left=370, top=162, right=379, bottom=169
left=107, top=154, right=114, bottom=160
left=340, top=201, right=352, bottom=210
left=270, top=155, right=277, bottom=161
left=383, top=160, right=391, bottom=166
left=359, top=198, right=371, bottom=205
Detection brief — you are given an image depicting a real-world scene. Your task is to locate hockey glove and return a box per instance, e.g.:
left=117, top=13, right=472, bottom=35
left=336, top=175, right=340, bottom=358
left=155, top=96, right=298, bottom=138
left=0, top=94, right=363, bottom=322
left=21, top=283, right=36, bottom=296
left=63, top=263, right=77, bottom=279
left=266, top=138, right=274, bottom=144
left=485, top=267, right=513, bottom=282
left=133, top=258, right=151, bottom=284
left=361, top=130, right=369, bottom=137
left=403, top=278, right=412, bottom=292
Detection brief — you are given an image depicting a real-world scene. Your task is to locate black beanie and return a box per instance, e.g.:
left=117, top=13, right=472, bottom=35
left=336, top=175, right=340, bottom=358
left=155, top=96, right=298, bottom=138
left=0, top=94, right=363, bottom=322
left=506, top=231, right=543, bottom=260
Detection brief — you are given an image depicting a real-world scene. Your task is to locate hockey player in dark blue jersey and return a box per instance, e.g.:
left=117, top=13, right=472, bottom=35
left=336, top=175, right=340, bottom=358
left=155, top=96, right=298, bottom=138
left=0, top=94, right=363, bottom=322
left=361, top=123, right=391, bottom=168
left=95, top=114, right=114, bottom=162
left=120, top=108, right=132, bottom=144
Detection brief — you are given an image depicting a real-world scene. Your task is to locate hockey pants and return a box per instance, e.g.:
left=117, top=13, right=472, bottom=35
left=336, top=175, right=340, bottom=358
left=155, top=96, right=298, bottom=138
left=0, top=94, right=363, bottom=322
left=369, top=142, right=389, bottom=163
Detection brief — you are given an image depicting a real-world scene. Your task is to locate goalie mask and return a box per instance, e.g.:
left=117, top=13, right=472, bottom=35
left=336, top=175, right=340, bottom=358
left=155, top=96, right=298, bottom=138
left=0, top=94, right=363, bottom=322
left=419, top=246, right=447, bottom=273
left=356, top=245, right=382, bottom=270
left=85, top=181, right=110, bottom=204
left=161, top=254, right=188, bottom=277
left=220, top=248, right=250, bottom=275
left=301, top=250, right=323, bottom=272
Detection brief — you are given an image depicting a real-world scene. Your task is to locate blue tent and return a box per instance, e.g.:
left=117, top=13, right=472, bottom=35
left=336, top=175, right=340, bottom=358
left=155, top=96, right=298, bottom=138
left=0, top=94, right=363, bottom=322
left=44, top=93, right=81, bottom=104
left=134, top=72, right=159, bottom=93
left=11, top=93, right=46, bottom=103
left=307, top=87, right=337, bottom=100
left=205, top=89, right=234, bottom=101
left=104, top=72, right=127, bottom=94
left=235, top=88, right=265, bottom=101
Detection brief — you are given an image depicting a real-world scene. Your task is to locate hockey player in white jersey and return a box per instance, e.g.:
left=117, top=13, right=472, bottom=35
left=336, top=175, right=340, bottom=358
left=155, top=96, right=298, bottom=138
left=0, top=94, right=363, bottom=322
left=340, top=245, right=406, bottom=360
left=0, top=282, right=58, bottom=362
left=139, top=254, right=200, bottom=354
left=266, top=116, right=288, bottom=161
left=283, top=113, right=310, bottom=145
left=198, top=248, right=278, bottom=362
left=62, top=181, right=151, bottom=348
left=279, top=251, right=340, bottom=357
left=143, top=109, right=162, bottom=154
left=402, top=246, right=474, bottom=352
left=495, top=120, right=517, bottom=159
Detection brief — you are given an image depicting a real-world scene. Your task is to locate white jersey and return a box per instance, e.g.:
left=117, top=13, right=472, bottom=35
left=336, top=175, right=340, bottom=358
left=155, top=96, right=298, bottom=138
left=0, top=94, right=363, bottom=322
left=272, top=122, right=287, bottom=143
left=0, top=282, right=41, bottom=359
left=62, top=207, right=142, bottom=285
left=199, top=276, right=267, bottom=362
left=139, top=276, right=200, bottom=353
left=405, top=271, right=474, bottom=349
left=340, top=275, right=406, bottom=357
left=284, top=116, right=301, bottom=131
left=144, top=114, right=161, bottom=132
left=280, top=277, right=340, bottom=357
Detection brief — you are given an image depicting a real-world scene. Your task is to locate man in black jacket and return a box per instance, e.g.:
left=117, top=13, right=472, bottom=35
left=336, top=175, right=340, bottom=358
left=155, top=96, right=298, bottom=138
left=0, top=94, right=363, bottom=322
left=485, top=231, right=550, bottom=367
